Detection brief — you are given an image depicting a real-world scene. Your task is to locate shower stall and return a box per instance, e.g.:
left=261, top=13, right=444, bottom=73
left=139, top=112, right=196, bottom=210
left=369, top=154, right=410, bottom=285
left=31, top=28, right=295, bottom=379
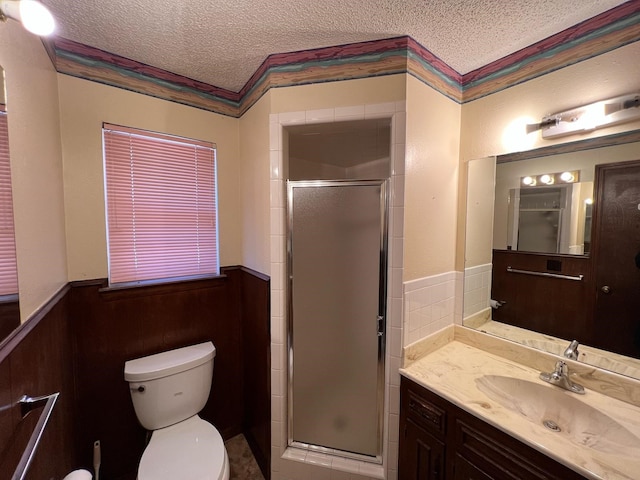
left=285, top=119, right=390, bottom=462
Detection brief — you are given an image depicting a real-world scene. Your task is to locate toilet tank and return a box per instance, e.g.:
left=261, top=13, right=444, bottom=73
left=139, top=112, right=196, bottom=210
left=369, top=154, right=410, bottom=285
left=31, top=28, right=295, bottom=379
left=124, top=342, right=216, bottom=430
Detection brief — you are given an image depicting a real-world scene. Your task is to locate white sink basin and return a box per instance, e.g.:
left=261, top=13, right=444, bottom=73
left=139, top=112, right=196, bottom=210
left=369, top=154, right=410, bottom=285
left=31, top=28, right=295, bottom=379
left=475, top=375, right=640, bottom=454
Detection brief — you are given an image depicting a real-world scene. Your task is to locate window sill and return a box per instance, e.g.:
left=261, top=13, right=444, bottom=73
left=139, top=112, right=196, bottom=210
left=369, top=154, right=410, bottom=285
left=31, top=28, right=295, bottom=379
left=98, top=274, right=228, bottom=298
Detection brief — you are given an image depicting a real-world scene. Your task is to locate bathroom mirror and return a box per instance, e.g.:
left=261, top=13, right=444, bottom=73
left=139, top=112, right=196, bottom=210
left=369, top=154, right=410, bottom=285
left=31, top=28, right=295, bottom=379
left=463, top=129, right=640, bottom=380
left=0, top=65, right=21, bottom=344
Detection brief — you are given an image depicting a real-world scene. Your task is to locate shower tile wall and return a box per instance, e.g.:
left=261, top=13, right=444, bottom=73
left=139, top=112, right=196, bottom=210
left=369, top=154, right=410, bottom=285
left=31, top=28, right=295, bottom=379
left=270, top=102, right=406, bottom=480
left=463, top=263, right=492, bottom=320
left=403, top=271, right=461, bottom=346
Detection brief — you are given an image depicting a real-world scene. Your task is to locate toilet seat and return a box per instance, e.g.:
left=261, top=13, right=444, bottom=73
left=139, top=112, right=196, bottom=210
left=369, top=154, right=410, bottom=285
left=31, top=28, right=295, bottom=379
left=138, top=415, right=229, bottom=480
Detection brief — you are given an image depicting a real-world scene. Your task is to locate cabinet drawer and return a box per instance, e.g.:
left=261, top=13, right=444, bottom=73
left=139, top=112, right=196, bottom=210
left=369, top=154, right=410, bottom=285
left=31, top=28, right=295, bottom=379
left=453, top=453, right=494, bottom=480
left=406, top=388, right=446, bottom=436
left=455, top=419, right=584, bottom=480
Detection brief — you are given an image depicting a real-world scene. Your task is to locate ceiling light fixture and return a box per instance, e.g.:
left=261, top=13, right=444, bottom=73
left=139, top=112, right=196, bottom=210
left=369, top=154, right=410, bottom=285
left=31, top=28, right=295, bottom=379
left=520, top=171, right=580, bottom=188
left=0, top=0, right=55, bottom=36
left=526, top=92, right=640, bottom=139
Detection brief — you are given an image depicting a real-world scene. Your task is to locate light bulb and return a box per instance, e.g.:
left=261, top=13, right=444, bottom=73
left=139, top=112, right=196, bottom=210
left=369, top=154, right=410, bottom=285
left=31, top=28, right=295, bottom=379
left=19, top=0, right=54, bottom=36
left=560, top=171, right=574, bottom=182
left=522, top=176, right=535, bottom=186
left=540, top=174, right=554, bottom=185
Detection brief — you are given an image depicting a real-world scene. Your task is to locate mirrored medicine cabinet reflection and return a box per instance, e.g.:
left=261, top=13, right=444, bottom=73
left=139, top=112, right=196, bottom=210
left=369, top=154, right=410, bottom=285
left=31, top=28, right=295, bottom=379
left=464, top=129, right=640, bottom=380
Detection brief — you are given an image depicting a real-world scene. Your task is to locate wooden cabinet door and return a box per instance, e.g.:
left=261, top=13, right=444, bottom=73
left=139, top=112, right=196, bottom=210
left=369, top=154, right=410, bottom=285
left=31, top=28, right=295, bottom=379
left=453, top=454, right=494, bottom=480
left=400, top=418, right=445, bottom=480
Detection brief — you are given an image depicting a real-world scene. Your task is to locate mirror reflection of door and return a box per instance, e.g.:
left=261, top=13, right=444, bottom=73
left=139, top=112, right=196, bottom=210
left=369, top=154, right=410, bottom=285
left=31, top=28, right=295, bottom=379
left=592, top=159, right=640, bottom=359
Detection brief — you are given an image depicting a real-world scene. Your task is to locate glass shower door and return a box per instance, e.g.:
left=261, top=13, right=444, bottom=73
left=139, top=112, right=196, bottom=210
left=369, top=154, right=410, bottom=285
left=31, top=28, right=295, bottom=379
left=287, top=180, right=387, bottom=460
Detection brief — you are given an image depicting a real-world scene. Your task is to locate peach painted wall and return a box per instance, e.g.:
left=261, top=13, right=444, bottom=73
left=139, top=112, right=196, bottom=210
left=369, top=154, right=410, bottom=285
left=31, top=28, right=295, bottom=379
left=0, top=21, right=68, bottom=320
left=403, top=75, right=461, bottom=281
left=57, top=75, right=242, bottom=280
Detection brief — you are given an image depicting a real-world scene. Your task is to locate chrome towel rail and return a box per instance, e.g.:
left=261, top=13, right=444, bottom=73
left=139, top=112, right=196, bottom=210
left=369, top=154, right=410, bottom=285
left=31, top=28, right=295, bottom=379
left=12, top=392, right=59, bottom=480
left=507, top=266, right=584, bottom=282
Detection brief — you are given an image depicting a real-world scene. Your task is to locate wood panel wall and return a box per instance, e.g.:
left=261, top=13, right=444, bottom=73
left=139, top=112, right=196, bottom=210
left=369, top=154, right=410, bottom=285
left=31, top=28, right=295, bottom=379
left=0, top=266, right=271, bottom=480
left=0, top=287, right=77, bottom=480
left=241, top=267, right=271, bottom=478
left=491, top=250, right=594, bottom=344
left=0, top=300, right=20, bottom=343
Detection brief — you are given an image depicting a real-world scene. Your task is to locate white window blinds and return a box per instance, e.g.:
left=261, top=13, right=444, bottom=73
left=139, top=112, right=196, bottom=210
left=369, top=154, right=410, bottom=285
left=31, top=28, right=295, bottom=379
left=0, top=108, right=18, bottom=296
left=103, top=123, right=219, bottom=285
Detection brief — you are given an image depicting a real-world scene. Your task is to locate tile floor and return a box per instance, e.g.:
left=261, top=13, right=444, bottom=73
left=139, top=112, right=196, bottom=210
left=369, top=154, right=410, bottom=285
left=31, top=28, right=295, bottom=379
left=225, top=434, right=265, bottom=480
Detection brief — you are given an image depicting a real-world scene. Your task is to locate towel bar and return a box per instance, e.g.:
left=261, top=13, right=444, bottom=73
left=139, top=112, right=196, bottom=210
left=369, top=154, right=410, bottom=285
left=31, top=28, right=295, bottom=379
left=506, top=266, right=583, bottom=281
left=12, top=392, right=59, bottom=480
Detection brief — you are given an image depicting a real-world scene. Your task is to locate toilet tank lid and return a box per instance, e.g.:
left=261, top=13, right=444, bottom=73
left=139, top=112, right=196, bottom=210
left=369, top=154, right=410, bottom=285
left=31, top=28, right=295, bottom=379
left=124, top=342, right=216, bottom=382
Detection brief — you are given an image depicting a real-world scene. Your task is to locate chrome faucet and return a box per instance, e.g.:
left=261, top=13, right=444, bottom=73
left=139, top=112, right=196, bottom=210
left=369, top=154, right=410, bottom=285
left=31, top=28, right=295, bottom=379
left=540, top=360, right=585, bottom=394
left=563, top=340, right=580, bottom=360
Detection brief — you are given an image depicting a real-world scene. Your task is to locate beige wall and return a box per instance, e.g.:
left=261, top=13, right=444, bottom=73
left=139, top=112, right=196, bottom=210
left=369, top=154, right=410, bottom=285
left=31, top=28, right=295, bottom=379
left=404, top=75, right=461, bottom=280
left=239, top=92, right=271, bottom=274
left=465, top=157, right=495, bottom=267
left=58, top=75, right=242, bottom=280
left=0, top=21, right=67, bottom=320
left=270, top=75, right=406, bottom=113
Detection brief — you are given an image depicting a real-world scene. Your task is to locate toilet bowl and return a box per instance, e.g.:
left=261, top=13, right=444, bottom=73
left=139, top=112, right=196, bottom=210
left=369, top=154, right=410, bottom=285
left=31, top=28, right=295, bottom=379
left=138, top=415, right=229, bottom=480
left=124, top=342, right=229, bottom=480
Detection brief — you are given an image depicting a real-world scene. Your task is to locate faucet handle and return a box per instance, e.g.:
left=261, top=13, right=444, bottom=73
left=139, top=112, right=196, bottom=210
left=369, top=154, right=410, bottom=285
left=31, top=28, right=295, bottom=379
left=563, top=340, right=580, bottom=360
left=554, top=360, right=568, bottom=376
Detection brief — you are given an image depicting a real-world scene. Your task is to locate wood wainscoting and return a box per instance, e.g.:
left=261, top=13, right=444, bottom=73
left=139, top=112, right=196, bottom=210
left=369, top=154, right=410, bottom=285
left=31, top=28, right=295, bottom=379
left=0, top=266, right=270, bottom=480
left=240, top=267, right=271, bottom=478
left=0, top=286, right=77, bottom=480
left=491, top=250, right=594, bottom=344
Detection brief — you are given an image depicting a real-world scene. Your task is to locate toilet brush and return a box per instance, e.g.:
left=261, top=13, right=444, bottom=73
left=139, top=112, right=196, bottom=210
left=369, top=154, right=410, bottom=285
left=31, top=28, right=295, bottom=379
left=93, top=440, right=101, bottom=480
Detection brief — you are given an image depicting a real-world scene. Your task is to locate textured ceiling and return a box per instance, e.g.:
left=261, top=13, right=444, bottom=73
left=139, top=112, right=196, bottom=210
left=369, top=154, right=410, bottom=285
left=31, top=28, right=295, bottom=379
left=41, top=0, right=628, bottom=92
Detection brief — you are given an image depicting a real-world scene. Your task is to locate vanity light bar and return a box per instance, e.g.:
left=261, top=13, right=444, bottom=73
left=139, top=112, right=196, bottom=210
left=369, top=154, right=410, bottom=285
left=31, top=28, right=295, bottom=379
left=539, top=92, right=640, bottom=139
left=520, top=170, right=580, bottom=187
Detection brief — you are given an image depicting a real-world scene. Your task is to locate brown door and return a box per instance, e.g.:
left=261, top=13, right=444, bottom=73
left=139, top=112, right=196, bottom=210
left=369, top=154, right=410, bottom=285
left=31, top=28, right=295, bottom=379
left=592, top=160, right=640, bottom=359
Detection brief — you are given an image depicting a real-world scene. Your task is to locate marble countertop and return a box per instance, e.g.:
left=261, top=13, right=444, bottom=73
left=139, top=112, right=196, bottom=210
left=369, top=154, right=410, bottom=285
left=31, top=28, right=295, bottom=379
left=400, top=337, right=640, bottom=480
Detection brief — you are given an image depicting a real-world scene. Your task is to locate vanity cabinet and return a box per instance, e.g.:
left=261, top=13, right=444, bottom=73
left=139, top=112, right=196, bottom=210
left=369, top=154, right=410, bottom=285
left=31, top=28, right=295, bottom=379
left=399, top=376, right=587, bottom=480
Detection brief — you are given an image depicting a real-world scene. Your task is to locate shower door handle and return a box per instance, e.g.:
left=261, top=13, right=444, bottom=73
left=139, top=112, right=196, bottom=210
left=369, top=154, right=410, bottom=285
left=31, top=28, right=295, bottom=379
left=377, top=315, right=384, bottom=337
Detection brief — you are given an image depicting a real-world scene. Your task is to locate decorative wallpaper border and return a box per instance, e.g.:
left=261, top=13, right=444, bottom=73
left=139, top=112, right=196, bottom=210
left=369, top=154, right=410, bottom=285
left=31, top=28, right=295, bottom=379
left=49, top=2, right=640, bottom=117
left=462, top=1, right=640, bottom=102
left=237, top=37, right=418, bottom=115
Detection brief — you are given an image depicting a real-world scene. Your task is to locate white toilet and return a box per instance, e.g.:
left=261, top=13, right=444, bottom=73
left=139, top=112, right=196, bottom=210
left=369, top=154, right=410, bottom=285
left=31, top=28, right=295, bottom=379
left=124, top=341, right=230, bottom=480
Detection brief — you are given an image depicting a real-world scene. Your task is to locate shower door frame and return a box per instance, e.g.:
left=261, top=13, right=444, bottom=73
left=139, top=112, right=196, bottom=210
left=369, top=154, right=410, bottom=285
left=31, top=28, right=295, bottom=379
left=286, top=179, right=389, bottom=464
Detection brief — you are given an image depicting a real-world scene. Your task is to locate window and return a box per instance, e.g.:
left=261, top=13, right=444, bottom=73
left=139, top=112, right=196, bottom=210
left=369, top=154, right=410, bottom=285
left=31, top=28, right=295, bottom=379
left=103, top=123, right=219, bottom=286
left=0, top=106, right=18, bottom=297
